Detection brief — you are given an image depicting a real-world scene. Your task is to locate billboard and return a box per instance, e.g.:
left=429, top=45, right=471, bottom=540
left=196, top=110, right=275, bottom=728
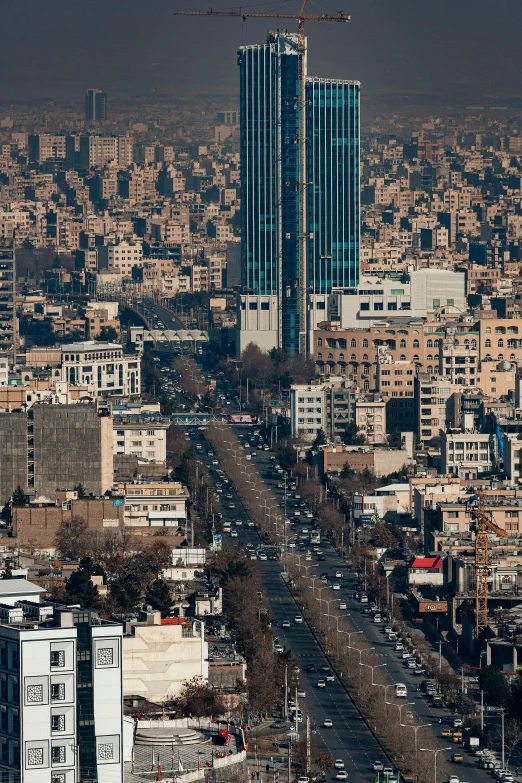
left=227, top=414, right=259, bottom=425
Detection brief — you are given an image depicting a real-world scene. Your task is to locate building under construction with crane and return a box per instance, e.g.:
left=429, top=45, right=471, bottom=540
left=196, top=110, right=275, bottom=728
left=174, top=5, right=359, bottom=355
left=237, top=28, right=360, bottom=355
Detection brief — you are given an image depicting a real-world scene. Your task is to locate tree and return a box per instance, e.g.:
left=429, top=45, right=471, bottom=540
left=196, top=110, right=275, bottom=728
left=11, top=486, right=26, bottom=505
left=173, top=676, right=217, bottom=717
left=311, top=428, right=327, bottom=450
left=65, top=567, right=99, bottom=608
left=342, top=421, right=365, bottom=445
left=74, top=483, right=87, bottom=498
left=145, top=579, right=172, bottom=618
left=95, top=326, right=119, bottom=342
left=314, top=751, right=335, bottom=775
left=55, top=516, right=89, bottom=560
left=109, top=577, right=141, bottom=612
left=478, top=665, right=510, bottom=706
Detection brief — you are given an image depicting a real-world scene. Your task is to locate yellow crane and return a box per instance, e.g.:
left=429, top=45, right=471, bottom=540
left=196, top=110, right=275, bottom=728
left=174, top=2, right=350, bottom=353
left=469, top=493, right=508, bottom=636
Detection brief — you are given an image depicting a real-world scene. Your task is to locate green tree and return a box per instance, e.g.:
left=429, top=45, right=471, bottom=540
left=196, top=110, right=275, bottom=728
left=11, top=486, right=26, bottom=505
left=65, top=567, right=99, bottom=608
left=311, top=428, right=327, bottom=450
left=478, top=665, right=510, bottom=706
left=74, top=483, right=87, bottom=498
left=276, top=444, right=297, bottom=471
left=145, top=579, right=172, bottom=618
left=342, top=421, right=365, bottom=445
left=95, top=326, right=119, bottom=342
left=109, top=577, right=141, bottom=612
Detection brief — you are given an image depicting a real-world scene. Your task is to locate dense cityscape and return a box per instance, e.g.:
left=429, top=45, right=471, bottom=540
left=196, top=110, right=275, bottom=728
left=2, top=5, right=522, bottom=783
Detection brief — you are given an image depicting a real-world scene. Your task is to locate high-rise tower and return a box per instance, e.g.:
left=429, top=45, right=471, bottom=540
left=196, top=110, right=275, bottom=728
left=85, top=88, right=107, bottom=123
left=237, top=31, right=360, bottom=355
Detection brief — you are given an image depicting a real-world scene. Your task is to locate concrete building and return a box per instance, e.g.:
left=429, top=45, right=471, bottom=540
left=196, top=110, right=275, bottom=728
left=61, top=341, right=140, bottom=397
left=320, top=444, right=411, bottom=478
left=85, top=88, right=107, bottom=122
left=352, top=483, right=410, bottom=523
left=122, top=612, right=208, bottom=704
left=354, top=397, right=387, bottom=445
left=115, top=482, right=189, bottom=528
left=290, top=384, right=326, bottom=441
left=0, top=579, right=123, bottom=783
left=97, top=242, right=143, bottom=276
left=113, top=419, right=169, bottom=464
left=414, top=373, right=458, bottom=445
left=441, top=428, right=494, bottom=479
left=0, top=239, right=16, bottom=361
left=408, top=555, right=444, bottom=586
left=0, top=404, right=114, bottom=504
left=235, top=294, right=279, bottom=355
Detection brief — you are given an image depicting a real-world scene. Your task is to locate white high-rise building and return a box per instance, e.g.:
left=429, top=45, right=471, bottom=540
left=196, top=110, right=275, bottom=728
left=0, top=579, right=123, bottom=783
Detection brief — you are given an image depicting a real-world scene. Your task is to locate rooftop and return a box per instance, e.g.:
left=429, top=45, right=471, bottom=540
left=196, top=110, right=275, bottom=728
left=61, top=341, right=122, bottom=351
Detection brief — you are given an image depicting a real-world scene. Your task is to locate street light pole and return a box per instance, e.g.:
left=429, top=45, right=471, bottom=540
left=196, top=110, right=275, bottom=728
left=420, top=748, right=451, bottom=783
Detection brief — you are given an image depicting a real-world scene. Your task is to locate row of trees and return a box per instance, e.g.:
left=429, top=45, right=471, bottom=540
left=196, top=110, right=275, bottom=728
left=53, top=517, right=173, bottom=615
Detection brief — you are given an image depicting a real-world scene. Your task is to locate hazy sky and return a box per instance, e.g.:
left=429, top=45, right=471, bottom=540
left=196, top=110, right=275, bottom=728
left=1, top=0, right=522, bottom=104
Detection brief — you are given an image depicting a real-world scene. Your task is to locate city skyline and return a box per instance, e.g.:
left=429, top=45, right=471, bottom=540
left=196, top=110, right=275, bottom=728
left=2, top=0, right=522, bottom=104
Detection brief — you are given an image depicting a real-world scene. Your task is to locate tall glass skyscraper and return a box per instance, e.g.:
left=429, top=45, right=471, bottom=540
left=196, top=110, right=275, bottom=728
left=238, top=31, right=360, bottom=354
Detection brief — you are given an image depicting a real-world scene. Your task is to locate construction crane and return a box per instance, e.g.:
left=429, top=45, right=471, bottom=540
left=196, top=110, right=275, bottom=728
left=174, top=3, right=350, bottom=353
left=468, top=493, right=508, bottom=636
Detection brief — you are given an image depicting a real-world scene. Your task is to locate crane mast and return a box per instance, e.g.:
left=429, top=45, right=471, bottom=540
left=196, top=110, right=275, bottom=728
left=469, top=494, right=508, bottom=637
left=174, top=3, right=350, bottom=355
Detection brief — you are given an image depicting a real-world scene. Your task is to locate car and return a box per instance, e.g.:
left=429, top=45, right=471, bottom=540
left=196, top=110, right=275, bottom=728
left=401, top=650, right=410, bottom=659
left=451, top=754, right=464, bottom=764
left=332, top=583, right=341, bottom=591
left=384, top=626, right=393, bottom=634
left=230, top=531, right=238, bottom=538
left=274, top=645, right=284, bottom=653
left=295, top=616, right=303, bottom=624
left=382, top=768, right=393, bottom=779
left=414, top=667, right=424, bottom=675
left=334, top=760, right=345, bottom=770
left=323, top=719, right=333, bottom=728
left=441, top=729, right=453, bottom=738
left=373, top=762, right=384, bottom=772
left=373, top=615, right=382, bottom=623
left=453, top=718, right=463, bottom=728
left=282, top=620, right=290, bottom=628
left=297, top=689, right=306, bottom=698
left=387, top=777, right=398, bottom=783
left=305, top=663, right=315, bottom=672
left=395, top=643, right=404, bottom=651
left=335, top=571, right=343, bottom=579
left=270, top=721, right=287, bottom=729
left=317, top=679, right=326, bottom=688
left=360, top=595, right=368, bottom=603
left=335, top=773, right=348, bottom=781
left=297, top=777, right=310, bottom=783
left=448, top=776, right=459, bottom=783
left=321, top=665, right=331, bottom=672
left=227, top=503, right=236, bottom=509
left=339, top=602, right=347, bottom=610
left=326, top=674, right=335, bottom=682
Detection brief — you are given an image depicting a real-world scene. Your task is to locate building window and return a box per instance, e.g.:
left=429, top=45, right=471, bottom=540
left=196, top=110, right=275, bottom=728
left=485, top=339, right=491, bottom=348
left=51, top=683, right=65, bottom=701
left=98, top=743, right=114, bottom=761
left=350, top=339, right=356, bottom=347
left=362, top=339, right=368, bottom=348
left=26, top=684, right=43, bottom=703
left=51, top=715, right=65, bottom=732
left=52, top=776, right=66, bottom=783
left=51, top=746, right=66, bottom=764
left=51, top=651, right=65, bottom=668
left=317, top=338, right=322, bottom=347
left=27, top=747, right=44, bottom=766
left=97, top=647, right=114, bottom=667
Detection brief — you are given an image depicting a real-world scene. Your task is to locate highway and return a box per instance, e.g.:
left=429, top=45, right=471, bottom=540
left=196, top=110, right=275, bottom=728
left=166, top=360, right=498, bottom=783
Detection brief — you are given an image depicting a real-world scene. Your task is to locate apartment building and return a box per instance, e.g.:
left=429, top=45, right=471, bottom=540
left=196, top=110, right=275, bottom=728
left=414, top=373, right=458, bottom=445
left=0, top=579, right=123, bottom=783
left=115, top=481, right=189, bottom=528
left=113, top=419, right=169, bottom=464
left=354, top=397, right=387, bottom=445
left=97, top=242, right=143, bottom=276
left=290, top=384, right=326, bottom=441
left=441, top=429, right=493, bottom=479
left=477, top=317, right=522, bottom=363
left=60, top=341, right=140, bottom=397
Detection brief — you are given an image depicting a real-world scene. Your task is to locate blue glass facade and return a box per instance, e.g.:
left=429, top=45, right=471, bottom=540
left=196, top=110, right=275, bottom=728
left=239, top=33, right=360, bottom=354
left=306, top=78, right=360, bottom=293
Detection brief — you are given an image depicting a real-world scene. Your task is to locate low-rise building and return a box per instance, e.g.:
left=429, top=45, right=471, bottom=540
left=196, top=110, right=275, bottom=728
left=441, top=428, right=494, bottom=479
left=113, top=418, right=169, bottom=464
left=116, top=481, right=189, bottom=528
left=122, top=611, right=208, bottom=705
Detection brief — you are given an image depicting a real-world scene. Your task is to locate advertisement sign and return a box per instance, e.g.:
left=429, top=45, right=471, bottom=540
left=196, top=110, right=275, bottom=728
left=212, top=534, right=222, bottom=552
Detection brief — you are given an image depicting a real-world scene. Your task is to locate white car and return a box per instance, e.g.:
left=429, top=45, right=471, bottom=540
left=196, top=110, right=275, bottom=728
left=395, top=642, right=404, bottom=651
left=332, top=583, right=341, bottom=591
left=449, top=777, right=459, bottom=783
left=297, top=689, right=306, bottom=698
left=326, top=674, right=335, bottom=682
left=274, top=644, right=284, bottom=653
left=339, top=602, right=347, bottom=610
left=335, top=773, right=348, bottom=781
left=373, top=762, right=384, bottom=772
left=230, top=531, right=238, bottom=538
left=294, top=616, right=303, bottom=624
left=317, top=679, right=326, bottom=688
left=323, top=718, right=333, bottom=728
left=282, top=620, right=291, bottom=628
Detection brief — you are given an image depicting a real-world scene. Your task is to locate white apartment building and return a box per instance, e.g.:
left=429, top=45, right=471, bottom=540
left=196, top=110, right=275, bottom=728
left=97, top=242, right=143, bottom=276
left=115, top=482, right=189, bottom=528
left=290, top=384, right=326, bottom=441
left=60, top=341, right=140, bottom=397
left=354, top=398, right=387, bottom=445
left=0, top=358, right=7, bottom=386
left=0, top=579, right=123, bottom=783
left=113, top=419, right=169, bottom=463
left=441, top=429, right=493, bottom=479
